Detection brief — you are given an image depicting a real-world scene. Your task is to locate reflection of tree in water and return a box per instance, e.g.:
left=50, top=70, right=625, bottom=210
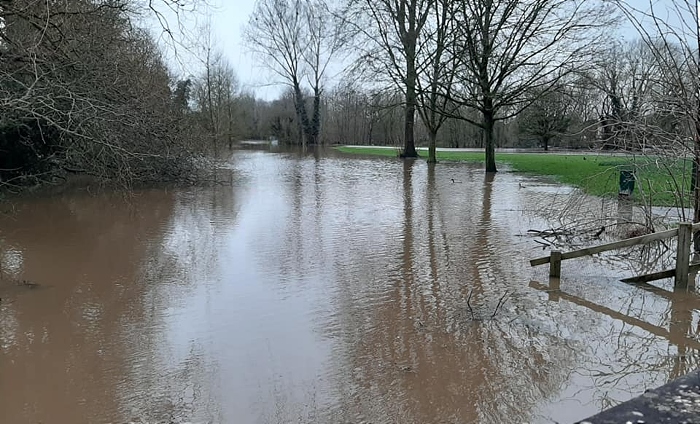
left=120, top=343, right=219, bottom=424
left=257, top=154, right=406, bottom=287
left=530, top=271, right=700, bottom=410
left=121, top=183, right=238, bottom=423
left=319, top=163, right=700, bottom=422
left=519, top=176, right=700, bottom=408
left=324, top=164, right=579, bottom=424
left=243, top=157, right=700, bottom=422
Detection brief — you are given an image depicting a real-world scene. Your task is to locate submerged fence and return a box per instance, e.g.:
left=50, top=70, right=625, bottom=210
left=530, top=222, right=700, bottom=288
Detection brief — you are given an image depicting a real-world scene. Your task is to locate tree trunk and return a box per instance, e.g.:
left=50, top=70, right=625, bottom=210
left=309, top=91, right=321, bottom=145
left=543, top=136, right=549, bottom=151
left=403, top=60, right=418, bottom=158
left=227, top=89, right=233, bottom=149
left=206, top=54, right=217, bottom=156
left=483, top=109, right=497, bottom=173
left=428, top=129, right=437, bottom=163
left=293, top=81, right=311, bottom=146
left=693, top=120, right=700, bottom=252
left=693, top=9, right=700, bottom=252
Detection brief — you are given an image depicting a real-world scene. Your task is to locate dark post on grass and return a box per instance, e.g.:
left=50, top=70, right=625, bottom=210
left=549, top=251, right=562, bottom=278
left=676, top=222, right=692, bottom=289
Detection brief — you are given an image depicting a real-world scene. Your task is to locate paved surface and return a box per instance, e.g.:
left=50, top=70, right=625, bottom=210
left=576, top=371, right=700, bottom=423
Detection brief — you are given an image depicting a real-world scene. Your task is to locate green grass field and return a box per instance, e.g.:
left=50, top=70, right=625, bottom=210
left=335, top=146, right=694, bottom=207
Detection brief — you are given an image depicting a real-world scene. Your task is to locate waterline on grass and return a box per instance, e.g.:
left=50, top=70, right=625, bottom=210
left=335, top=145, right=691, bottom=208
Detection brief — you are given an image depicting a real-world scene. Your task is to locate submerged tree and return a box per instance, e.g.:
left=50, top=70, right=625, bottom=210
left=449, top=0, right=615, bottom=172
left=341, top=0, right=434, bottom=158
left=245, top=0, right=341, bottom=146
left=415, top=0, right=457, bottom=163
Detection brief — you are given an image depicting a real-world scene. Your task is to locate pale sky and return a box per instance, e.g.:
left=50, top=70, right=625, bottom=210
left=149, top=0, right=281, bottom=100
left=156, top=0, right=696, bottom=102
left=208, top=0, right=283, bottom=100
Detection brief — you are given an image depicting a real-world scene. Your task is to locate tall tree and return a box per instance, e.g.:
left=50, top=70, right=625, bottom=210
left=517, top=84, right=573, bottom=151
left=192, top=24, right=241, bottom=154
left=245, top=0, right=340, bottom=146
left=587, top=40, right=660, bottom=150
left=342, top=0, right=433, bottom=157
left=450, top=0, right=615, bottom=172
left=415, top=0, right=457, bottom=163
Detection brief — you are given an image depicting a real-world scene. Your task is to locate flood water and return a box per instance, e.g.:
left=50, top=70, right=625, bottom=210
left=2, top=148, right=700, bottom=424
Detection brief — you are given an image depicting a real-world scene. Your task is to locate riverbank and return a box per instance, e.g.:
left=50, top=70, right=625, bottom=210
left=335, top=145, right=691, bottom=207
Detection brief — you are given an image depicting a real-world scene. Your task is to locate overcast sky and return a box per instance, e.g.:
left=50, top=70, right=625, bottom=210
left=160, top=0, right=695, bottom=102
left=152, top=0, right=281, bottom=100
left=208, top=0, right=283, bottom=100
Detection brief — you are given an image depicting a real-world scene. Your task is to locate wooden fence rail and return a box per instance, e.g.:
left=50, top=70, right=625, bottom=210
left=530, top=222, right=700, bottom=288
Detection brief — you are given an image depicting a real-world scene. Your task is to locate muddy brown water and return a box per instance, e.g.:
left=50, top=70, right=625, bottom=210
left=1, top=149, right=700, bottom=424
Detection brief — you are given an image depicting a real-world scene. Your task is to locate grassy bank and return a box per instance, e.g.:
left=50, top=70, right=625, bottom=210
left=335, top=146, right=693, bottom=207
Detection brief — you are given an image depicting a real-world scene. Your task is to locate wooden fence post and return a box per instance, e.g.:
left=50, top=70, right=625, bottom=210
left=676, top=222, right=692, bottom=289
left=550, top=251, right=562, bottom=278
left=547, top=277, right=561, bottom=302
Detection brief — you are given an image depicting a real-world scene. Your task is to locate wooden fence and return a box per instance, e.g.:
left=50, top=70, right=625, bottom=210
left=530, top=222, right=700, bottom=288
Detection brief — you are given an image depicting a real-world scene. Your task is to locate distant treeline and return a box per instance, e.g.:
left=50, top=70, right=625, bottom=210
left=5, top=0, right=698, bottom=191
left=242, top=0, right=699, bottom=173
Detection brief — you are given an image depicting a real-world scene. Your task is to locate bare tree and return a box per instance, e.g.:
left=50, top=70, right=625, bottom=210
left=0, top=0, right=210, bottom=189
left=191, top=24, right=241, bottom=154
left=324, top=81, right=374, bottom=145
left=341, top=0, right=433, bottom=158
left=324, top=83, right=405, bottom=145
left=584, top=40, right=662, bottom=150
left=415, top=0, right=457, bottom=163
left=614, top=0, right=700, bottom=249
left=449, top=0, right=615, bottom=172
left=245, top=0, right=340, bottom=146
left=517, top=83, right=573, bottom=151
left=233, top=90, right=264, bottom=140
